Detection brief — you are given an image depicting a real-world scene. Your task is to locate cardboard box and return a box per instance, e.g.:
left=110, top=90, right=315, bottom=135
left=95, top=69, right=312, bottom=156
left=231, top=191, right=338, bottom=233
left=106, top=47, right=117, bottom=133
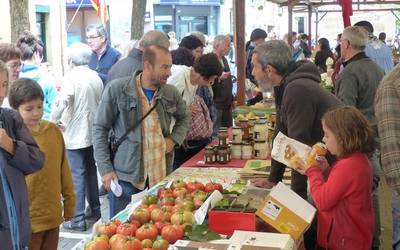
left=256, top=182, right=316, bottom=240
left=173, top=230, right=296, bottom=250
left=173, top=240, right=230, bottom=250
left=229, top=230, right=295, bottom=250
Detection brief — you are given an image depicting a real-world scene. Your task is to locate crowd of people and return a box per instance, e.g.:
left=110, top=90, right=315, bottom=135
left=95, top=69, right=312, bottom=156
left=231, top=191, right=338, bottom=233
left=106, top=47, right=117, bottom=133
left=0, top=19, right=399, bottom=250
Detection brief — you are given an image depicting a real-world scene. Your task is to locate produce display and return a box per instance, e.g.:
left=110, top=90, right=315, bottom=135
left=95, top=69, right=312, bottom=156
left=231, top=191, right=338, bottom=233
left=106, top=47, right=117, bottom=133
left=83, top=179, right=224, bottom=250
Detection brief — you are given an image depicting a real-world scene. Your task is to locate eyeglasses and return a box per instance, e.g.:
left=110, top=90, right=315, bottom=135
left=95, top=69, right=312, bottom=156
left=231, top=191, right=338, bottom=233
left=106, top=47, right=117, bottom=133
left=6, top=61, right=21, bottom=70
left=86, top=35, right=102, bottom=41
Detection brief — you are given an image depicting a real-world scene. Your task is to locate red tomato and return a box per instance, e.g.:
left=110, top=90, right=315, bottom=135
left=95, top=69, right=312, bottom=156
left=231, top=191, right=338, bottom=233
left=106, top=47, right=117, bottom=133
left=152, top=239, right=170, bottom=250
left=151, top=207, right=172, bottom=222
left=141, top=238, right=153, bottom=248
left=131, top=207, right=151, bottom=224
left=157, top=187, right=173, bottom=198
left=161, top=205, right=173, bottom=213
left=154, top=221, right=171, bottom=234
left=109, top=234, right=127, bottom=249
left=97, top=222, right=118, bottom=238
left=160, top=196, right=175, bottom=206
left=135, top=223, right=159, bottom=241
left=122, top=237, right=142, bottom=250
left=84, top=239, right=110, bottom=250
left=204, top=182, right=223, bottom=193
left=148, top=204, right=160, bottom=214
left=186, top=181, right=205, bottom=193
left=172, top=187, right=188, bottom=198
left=161, top=224, right=184, bottom=244
left=172, top=180, right=186, bottom=189
left=151, top=208, right=163, bottom=222
left=116, top=222, right=138, bottom=236
left=142, top=248, right=153, bottom=250
left=170, top=211, right=194, bottom=226
left=129, top=219, right=142, bottom=228
left=110, top=219, right=122, bottom=227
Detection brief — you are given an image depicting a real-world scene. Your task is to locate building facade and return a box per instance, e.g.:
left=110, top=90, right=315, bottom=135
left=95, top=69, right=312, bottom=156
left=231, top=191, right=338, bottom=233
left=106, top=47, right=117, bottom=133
left=0, top=0, right=67, bottom=74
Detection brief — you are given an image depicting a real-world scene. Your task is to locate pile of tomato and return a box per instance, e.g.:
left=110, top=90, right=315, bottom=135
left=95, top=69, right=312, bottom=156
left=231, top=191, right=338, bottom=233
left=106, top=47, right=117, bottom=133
left=84, top=180, right=223, bottom=250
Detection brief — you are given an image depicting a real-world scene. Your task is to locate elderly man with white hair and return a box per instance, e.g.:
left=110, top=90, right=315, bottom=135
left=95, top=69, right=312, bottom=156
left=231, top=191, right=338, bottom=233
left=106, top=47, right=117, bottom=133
left=51, top=42, right=104, bottom=231
left=335, top=25, right=385, bottom=250
left=212, top=34, right=233, bottom=132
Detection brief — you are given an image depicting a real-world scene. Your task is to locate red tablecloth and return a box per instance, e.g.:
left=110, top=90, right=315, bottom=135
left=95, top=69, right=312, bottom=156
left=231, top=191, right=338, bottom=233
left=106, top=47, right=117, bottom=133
left=180, top=147, right=247, bottom=168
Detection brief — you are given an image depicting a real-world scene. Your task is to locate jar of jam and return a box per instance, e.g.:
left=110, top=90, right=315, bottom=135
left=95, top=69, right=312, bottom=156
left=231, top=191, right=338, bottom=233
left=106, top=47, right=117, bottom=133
left=239, top=119, right=250, bottom=141
left=204, top=146, right=216, bottom=163
left=248, top=118, right=257, bottom=136
left=254, top=120, right=267, bottom=141
left=253, top=141, right=268, bottom=159
left=231, top=143, right=242, bottom=159
left=218, top=127, right=229, bottom=147
left=217, top=147, right=228, bottom=164
left=232, top=126, right=243, bottom=143
left=242, top=142, right=253, bottom=160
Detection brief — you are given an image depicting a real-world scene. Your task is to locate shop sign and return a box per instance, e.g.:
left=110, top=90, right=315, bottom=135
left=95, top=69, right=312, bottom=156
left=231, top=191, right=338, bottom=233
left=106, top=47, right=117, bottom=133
left=158, top=0, right=220, bottom=6
left=66, top=0, right=94, bottom=9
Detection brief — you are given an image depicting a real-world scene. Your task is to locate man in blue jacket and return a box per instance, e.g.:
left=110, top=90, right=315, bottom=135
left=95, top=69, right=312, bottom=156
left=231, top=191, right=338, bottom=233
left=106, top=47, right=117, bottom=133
left=86, top=24, right=121, bottom=84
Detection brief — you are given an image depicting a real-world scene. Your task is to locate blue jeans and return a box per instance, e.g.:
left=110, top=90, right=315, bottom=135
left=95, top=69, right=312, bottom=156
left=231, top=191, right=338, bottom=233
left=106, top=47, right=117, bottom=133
left=393, top=192, right=400, bottom=250
left=67, top=146, right=100, bottom=222
left=108, top=180, right=143, bottom=218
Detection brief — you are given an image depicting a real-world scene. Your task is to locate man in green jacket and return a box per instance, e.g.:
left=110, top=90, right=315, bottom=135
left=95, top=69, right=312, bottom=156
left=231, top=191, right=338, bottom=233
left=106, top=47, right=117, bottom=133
left=93, top=45, right=190, bottom=217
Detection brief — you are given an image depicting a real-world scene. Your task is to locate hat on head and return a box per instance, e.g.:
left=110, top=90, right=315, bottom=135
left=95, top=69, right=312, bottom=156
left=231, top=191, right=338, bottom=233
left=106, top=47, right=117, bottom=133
left=354, top=21, right=374, bottom=34
left=250, top=28, right=268, bottom=41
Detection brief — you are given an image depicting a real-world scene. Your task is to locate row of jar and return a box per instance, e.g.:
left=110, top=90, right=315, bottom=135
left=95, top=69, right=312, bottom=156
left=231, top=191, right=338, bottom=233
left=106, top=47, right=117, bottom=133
left=231, top=141, right=270, bottom=160
left=232, top=120, right=269, bottom=144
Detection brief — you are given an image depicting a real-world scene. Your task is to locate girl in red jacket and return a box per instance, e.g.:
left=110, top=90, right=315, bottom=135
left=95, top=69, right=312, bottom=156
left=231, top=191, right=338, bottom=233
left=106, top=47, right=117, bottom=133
left=296, top=106, right=374, bottom=250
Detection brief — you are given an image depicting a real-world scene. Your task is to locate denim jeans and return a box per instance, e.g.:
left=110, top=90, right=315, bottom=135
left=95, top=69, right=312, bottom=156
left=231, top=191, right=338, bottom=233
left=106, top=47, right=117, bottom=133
left=393, top=192, right=400, bottom=250
left=67, top=146, right=100, bottom=222
left=108, top=180, right=144, bottom=218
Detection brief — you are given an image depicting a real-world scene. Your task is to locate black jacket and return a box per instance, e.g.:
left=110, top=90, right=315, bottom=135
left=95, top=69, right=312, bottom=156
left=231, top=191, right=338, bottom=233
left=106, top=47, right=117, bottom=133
left=269, top=61, right=342, bottom=198
left=212, top=56, right=233, bottom=109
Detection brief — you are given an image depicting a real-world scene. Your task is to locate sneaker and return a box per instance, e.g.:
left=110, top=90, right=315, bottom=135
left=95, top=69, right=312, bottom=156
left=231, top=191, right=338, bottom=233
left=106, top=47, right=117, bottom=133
left=85, top=207, right=101, bottom=221
left=62, top=220, right=87, bottom=231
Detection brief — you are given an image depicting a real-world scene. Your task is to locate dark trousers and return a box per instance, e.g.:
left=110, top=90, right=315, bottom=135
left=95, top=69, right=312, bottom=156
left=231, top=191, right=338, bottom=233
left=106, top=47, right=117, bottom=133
left=109, top=180, right=147, bottom=218
left=67, top=146, right=100, bottom=222
left=173, top=138, right=210, bottom=170
left=29, top=227, right=59, bottom=250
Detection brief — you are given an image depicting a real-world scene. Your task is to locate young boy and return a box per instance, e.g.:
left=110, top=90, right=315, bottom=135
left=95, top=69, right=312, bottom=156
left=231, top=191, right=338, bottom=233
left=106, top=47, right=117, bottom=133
left=8, top=78, right=75, bottom=250
left=0, top=61, right=44, bottom=250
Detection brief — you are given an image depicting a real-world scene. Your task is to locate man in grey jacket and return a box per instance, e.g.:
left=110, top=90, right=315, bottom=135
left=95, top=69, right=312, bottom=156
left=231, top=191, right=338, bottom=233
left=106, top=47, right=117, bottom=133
left=106, top=30, right=170, bottom=83
left=93, top=45, right=190, bottom=217
left=335, top=25, right=384, bottom=250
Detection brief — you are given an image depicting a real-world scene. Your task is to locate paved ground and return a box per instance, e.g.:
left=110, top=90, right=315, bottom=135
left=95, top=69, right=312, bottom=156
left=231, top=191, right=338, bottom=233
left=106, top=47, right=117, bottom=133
left=58, top=180, right=395, bottom=250
left=58, top=195, right=110, bottom=250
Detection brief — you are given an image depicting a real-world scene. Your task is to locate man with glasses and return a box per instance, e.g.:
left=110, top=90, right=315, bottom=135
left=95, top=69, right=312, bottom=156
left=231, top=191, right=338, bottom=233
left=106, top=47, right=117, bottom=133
left=335, top=25, right=384, bottom=250
left=86, top=24, right=121, bottom=84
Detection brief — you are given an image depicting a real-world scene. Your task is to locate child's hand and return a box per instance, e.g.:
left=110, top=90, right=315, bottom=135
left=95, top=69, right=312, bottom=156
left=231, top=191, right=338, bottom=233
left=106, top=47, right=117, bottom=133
left=315, top=155, right=329, bottom=172
left=292, top=157, right=310, bottom=175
